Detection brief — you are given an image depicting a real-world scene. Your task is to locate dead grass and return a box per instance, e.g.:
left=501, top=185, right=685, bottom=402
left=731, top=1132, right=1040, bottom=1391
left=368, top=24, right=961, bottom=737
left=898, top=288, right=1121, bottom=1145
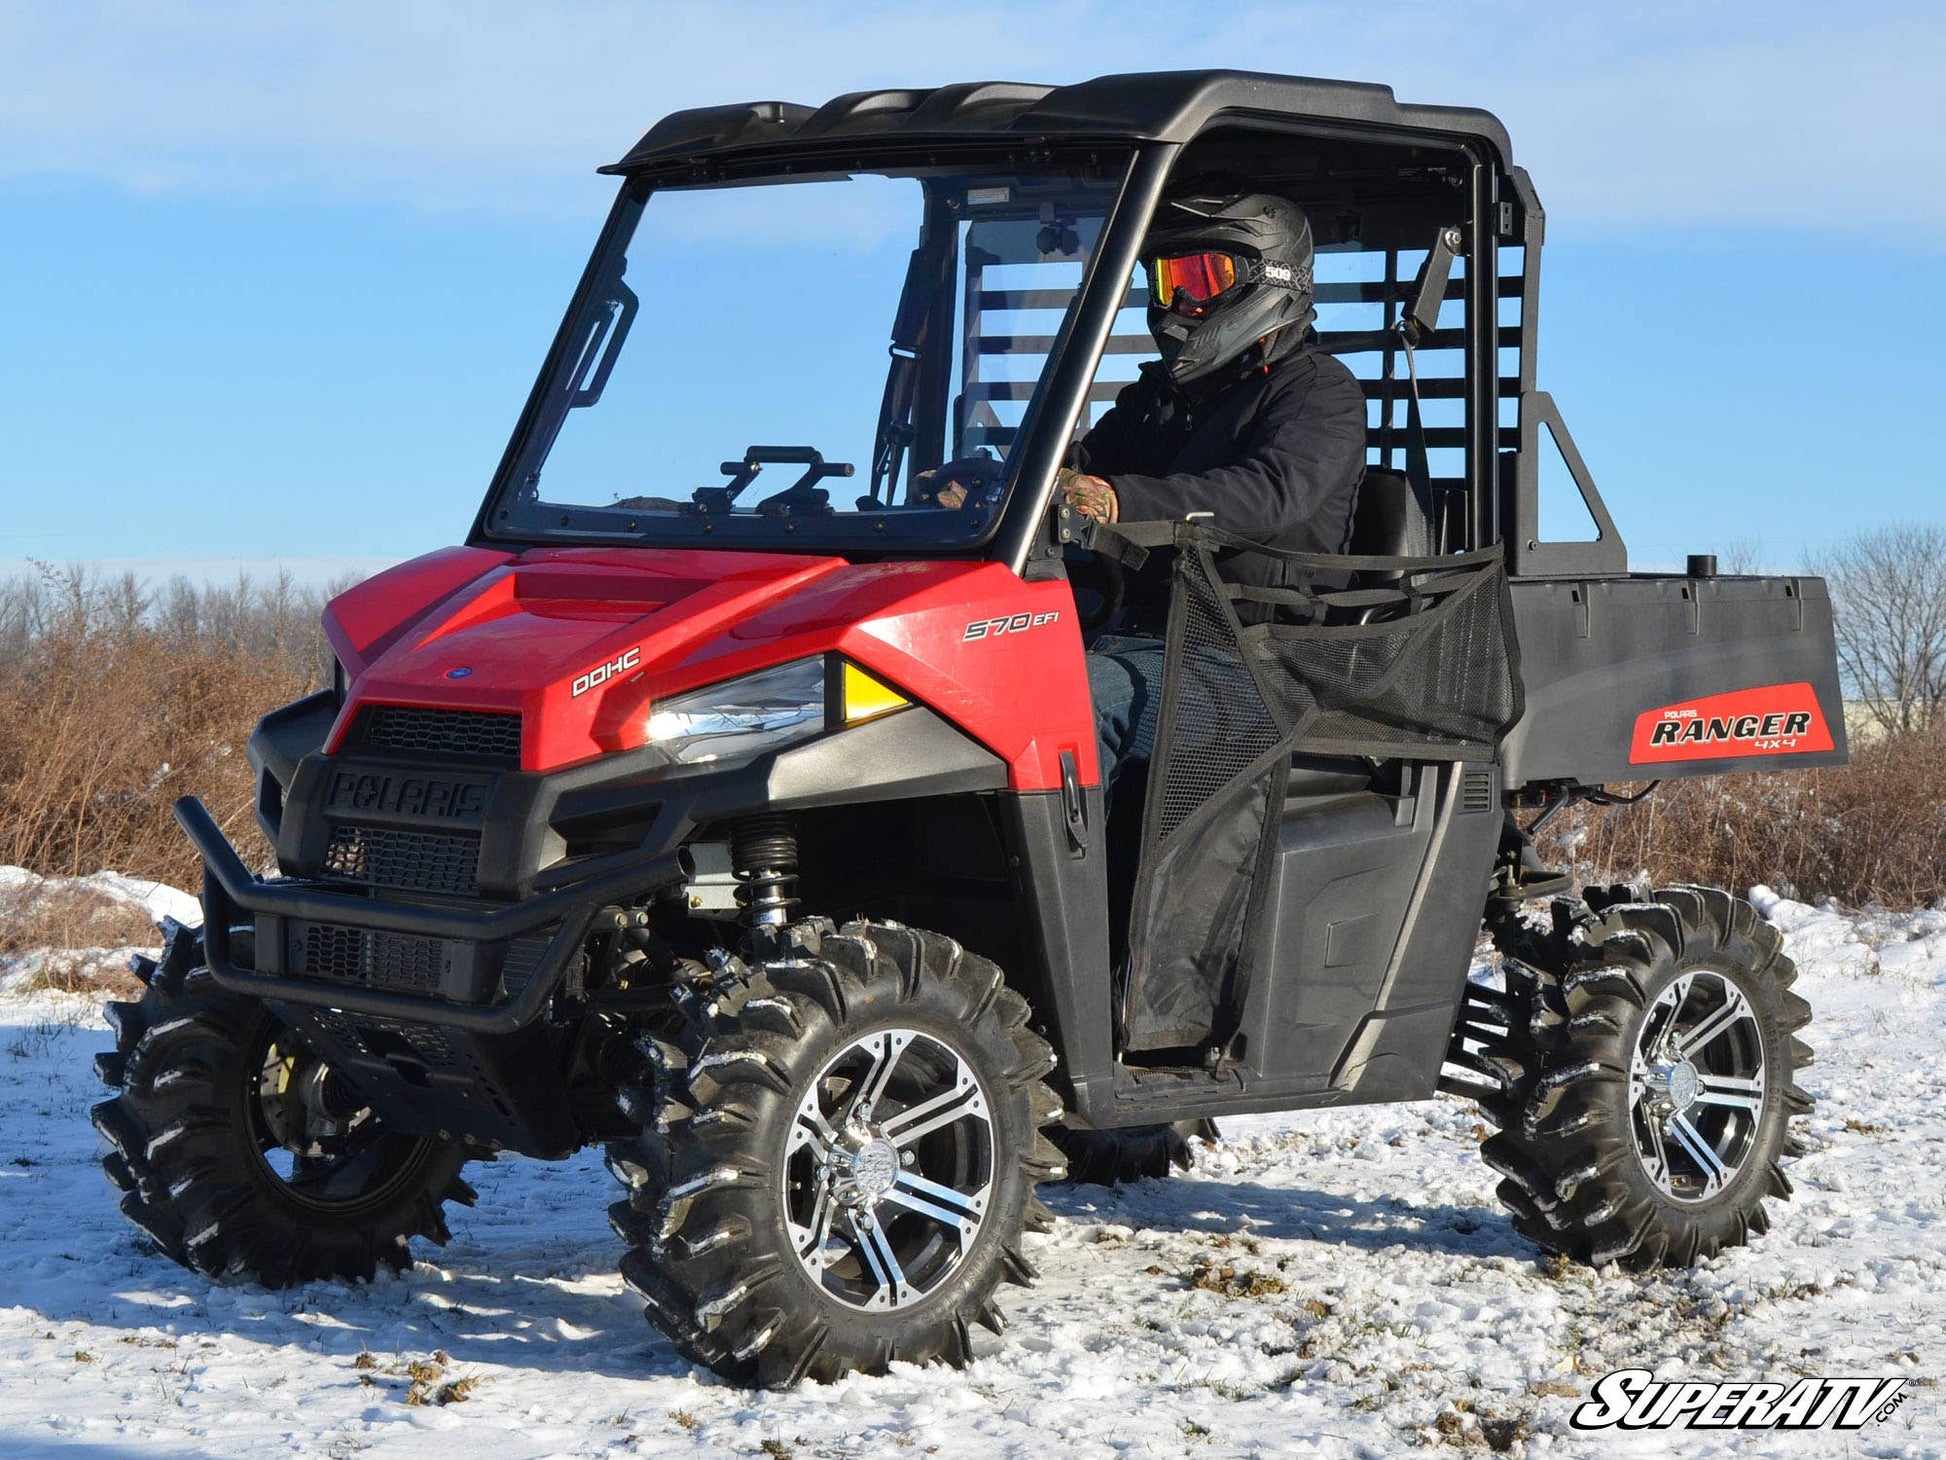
left=1188, top=1257, right=1288, bottom=1299
left=0, top=879, right=156, bottom=958
left=0, top=878, right=155, bottom=994
left=0, top=565, right=335, bottom=894
left=1536, top=726, right=1946, bottom=909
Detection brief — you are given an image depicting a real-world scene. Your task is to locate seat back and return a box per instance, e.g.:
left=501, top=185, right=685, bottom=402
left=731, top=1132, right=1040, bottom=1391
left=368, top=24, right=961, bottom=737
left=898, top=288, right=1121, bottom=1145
left=1347, top=465, right=1434, bottom=558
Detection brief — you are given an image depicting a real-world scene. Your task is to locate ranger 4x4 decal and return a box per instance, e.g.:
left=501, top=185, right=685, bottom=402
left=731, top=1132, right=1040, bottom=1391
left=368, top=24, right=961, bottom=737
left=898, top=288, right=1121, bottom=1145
left=1630, top=682, right=1835, bottom=764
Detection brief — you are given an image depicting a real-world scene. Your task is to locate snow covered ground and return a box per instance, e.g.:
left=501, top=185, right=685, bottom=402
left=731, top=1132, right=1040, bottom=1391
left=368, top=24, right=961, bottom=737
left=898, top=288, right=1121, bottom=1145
left=0, top=866, right=200, bottom=994
left=0, top=888, right=1940, bottom=1457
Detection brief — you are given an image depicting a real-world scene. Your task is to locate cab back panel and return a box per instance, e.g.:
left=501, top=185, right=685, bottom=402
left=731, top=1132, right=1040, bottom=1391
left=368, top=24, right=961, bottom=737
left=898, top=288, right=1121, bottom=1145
left=1502, top=575, right=1847, bottom=788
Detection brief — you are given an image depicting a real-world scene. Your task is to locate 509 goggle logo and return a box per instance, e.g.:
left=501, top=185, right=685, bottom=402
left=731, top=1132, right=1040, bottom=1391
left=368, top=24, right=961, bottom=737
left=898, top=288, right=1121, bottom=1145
left=1571, top=1369, right=1907, bottom=1432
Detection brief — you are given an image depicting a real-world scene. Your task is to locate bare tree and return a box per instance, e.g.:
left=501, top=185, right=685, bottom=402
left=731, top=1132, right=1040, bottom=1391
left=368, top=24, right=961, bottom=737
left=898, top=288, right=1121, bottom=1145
left=1813, top=523, right=1946, bottom=737
left=1724, top=537, right=1766, bottom=575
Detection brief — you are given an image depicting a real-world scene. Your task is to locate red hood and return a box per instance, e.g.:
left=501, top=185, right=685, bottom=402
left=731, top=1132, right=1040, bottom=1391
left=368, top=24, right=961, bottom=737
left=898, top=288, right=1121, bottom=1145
left=322, top=544, right=1082, bottom=777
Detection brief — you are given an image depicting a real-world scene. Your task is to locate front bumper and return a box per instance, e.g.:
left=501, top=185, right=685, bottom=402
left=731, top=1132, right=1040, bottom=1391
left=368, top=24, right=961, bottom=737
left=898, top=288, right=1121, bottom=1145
left=178, top=795, right=689, bottom=1034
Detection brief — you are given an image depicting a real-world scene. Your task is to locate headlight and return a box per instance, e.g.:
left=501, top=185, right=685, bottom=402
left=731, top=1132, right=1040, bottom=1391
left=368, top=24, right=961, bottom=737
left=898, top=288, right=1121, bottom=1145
left=646, top=658, right=828, bottom=765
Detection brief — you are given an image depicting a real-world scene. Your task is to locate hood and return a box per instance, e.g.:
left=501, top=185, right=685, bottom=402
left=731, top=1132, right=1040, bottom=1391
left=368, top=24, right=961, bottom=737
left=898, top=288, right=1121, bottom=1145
left=324, top=544, right=999, bottom=771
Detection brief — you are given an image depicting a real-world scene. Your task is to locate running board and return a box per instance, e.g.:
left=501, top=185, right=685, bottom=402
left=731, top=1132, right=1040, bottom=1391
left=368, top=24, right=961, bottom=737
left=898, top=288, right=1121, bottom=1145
left=1082, top=1062, right=1340, bottom=1128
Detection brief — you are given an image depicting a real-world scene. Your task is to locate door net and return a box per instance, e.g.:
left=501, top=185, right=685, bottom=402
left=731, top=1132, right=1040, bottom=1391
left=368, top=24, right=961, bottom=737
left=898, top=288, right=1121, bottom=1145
left=1121, top=524, right=1522, bottom=1052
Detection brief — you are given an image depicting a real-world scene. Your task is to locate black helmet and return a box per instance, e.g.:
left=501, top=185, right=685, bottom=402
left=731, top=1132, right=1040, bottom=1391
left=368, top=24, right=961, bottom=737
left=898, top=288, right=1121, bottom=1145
left=1140, top=189, right=1315, bottom=383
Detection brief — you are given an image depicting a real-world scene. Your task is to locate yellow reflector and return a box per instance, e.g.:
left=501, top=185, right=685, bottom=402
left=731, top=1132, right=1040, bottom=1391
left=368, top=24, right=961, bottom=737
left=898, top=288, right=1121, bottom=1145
left=841, top=662, right=909, bottom=724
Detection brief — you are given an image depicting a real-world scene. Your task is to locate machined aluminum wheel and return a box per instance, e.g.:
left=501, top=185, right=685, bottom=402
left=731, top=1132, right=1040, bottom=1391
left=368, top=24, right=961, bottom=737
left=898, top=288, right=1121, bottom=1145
left=783, top=1027, right=995, bottom=1311
left=1462, top=884, right=1812, bottom=1271
left=1628, top=971, right=1767, bottom=1203
left=607, top=921, right=1063, bottom=1385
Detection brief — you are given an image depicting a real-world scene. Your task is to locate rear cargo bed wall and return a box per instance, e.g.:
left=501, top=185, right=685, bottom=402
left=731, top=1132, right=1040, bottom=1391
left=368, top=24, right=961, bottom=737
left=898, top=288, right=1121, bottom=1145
left=1501, top=574, right=1848, bottom=788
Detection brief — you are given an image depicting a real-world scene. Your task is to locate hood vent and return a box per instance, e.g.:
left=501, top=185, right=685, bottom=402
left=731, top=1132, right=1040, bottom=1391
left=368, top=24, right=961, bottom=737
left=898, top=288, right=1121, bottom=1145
left=350, top=705, right=522, bottom=766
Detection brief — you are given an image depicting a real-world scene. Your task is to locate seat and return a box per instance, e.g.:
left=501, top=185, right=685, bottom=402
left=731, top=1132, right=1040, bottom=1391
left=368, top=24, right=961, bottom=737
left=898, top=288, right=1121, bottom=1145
left=1347, top=465, right=1435, bottom=558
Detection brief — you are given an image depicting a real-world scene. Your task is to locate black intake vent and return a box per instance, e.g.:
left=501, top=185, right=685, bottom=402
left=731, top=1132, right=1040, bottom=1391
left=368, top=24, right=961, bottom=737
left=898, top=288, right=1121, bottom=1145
left=1460, top=767, right=1496, bottom=815
left=323, top=825, right=481, bottom=897
left=353, top=705, right=522, bottom=765
left=499, top=931, right=555, bottom=998
left=299, top=924, right=445, bottom=995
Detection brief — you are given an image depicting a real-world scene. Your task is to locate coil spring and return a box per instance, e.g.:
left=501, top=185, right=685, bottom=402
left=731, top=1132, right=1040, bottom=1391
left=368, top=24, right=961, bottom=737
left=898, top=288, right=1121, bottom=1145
left=731, top=813, right=799, bottom=928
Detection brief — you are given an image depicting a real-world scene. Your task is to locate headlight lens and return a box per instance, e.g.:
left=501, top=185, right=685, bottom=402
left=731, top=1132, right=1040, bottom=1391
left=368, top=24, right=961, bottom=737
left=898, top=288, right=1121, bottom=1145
left=646, top=658, right=827, bottom=765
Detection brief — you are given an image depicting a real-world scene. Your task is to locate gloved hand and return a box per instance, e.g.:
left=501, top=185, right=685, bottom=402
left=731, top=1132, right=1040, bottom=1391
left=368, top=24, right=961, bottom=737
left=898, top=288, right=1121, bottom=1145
left=1058, top=467, right=1119, bottom=523
left=914, top=455, right=1002, bottom=509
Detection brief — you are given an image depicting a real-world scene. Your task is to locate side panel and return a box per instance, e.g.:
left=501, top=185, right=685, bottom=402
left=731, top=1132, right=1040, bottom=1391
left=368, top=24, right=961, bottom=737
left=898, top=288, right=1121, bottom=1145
left=1235, top=786, right=1430, bottom=1085
left=997, top=789, right=1116, bottom=1114
left=1081, top=763, right=1502, bottom=1126
left=1327, top=764, right=1503, bottom=1102
left=1502, top=574, right=1848, bottom=787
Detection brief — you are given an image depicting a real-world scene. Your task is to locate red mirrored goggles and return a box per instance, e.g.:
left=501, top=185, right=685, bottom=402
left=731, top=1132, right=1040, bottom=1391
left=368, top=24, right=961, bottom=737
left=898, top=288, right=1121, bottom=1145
left=1146, top=250, right=1242, bottom=308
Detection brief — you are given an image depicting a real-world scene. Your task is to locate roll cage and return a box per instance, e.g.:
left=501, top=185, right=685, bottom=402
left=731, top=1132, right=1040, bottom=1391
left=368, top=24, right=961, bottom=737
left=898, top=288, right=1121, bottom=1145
left=469, top=70, right=1624, bottom=581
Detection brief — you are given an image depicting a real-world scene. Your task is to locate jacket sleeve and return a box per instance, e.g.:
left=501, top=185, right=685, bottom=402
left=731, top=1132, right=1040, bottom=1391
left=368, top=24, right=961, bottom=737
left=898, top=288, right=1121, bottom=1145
left=1069, top=376, right=1151, bottom=475
left=1107, top=358, right=1367, bottom=541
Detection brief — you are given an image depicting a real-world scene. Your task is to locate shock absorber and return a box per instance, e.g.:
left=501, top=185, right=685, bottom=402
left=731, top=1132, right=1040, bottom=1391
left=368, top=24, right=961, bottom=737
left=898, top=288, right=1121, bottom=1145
left=732, top=813, right=800, bottom=932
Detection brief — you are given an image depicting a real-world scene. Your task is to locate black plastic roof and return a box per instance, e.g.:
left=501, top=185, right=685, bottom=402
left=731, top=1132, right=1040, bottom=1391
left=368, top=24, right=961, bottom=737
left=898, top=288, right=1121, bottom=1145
left=603, top=70, right=1514, bottom=175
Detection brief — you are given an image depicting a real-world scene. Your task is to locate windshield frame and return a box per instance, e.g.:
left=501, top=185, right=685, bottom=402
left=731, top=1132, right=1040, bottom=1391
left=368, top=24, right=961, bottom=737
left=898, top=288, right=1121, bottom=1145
left=469, top=142, right=1145, bottom=559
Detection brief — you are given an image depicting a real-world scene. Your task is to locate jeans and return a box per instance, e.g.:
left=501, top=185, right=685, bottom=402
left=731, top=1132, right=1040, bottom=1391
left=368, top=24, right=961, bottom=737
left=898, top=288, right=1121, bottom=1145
left=1086, top=634, right=1166, bottom=810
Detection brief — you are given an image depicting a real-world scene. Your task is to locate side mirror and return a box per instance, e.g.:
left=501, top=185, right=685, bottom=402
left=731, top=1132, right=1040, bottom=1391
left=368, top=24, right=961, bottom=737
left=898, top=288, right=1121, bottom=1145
left=1404, top=226, right=1464, bottom=341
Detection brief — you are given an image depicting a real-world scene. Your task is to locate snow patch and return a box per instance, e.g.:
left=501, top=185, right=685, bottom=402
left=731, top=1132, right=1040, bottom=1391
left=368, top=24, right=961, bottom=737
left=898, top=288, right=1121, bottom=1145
left=0, top=892, right=1938, bottom=1453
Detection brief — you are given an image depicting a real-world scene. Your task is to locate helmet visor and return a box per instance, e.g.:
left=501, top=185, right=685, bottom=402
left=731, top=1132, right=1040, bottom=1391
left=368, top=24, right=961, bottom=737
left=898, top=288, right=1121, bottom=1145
left=1147, top=250, right=1241, bottom=309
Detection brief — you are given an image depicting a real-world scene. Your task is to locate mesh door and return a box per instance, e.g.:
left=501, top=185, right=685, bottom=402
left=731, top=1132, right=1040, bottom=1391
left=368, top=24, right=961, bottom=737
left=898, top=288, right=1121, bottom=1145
left=1121, top=525, right=1521, bottom=1053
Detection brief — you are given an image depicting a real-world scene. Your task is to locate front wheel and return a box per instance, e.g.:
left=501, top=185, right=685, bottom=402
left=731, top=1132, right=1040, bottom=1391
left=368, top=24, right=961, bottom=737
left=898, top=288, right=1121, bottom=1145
left=1459, top=885, right=1812, bottom=1270
left=91, top=922, right=477, bottom=1285
left=606, top=922, right=1066, bottom=1385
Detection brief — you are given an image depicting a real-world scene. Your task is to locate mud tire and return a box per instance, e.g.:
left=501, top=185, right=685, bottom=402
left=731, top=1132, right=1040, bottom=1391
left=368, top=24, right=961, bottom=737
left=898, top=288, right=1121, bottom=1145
left=91, top=921, right=477, bottom=1285
left=606, top=921, right=1065, bottom=1386
left=1452, top=885, right=1812, bottom=1270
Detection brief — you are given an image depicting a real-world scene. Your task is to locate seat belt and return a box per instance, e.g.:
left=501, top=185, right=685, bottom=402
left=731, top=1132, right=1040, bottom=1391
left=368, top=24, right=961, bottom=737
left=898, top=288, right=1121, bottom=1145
left=1395, top=226, right=1463, bottom=554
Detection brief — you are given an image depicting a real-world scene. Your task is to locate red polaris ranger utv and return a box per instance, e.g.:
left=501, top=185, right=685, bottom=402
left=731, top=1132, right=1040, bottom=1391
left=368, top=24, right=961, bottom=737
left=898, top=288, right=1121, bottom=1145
left=93, top=72, right=1845, bottom=1386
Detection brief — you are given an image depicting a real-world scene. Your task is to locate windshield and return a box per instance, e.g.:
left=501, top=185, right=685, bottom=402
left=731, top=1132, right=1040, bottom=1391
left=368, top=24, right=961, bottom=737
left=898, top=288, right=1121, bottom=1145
left=481, top=151, right=1136, bottom=552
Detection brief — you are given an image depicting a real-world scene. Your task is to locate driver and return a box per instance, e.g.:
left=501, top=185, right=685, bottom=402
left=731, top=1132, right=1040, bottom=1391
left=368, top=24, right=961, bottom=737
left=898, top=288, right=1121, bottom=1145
left=1063, top=185, right=1366, bottom=801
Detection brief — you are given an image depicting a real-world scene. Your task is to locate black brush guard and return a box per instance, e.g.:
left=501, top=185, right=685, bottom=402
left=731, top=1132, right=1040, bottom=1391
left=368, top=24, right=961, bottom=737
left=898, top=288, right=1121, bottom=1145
left=176, top=796, right=692, bottom=1155
left=176, top=796, right=690, bottom=1033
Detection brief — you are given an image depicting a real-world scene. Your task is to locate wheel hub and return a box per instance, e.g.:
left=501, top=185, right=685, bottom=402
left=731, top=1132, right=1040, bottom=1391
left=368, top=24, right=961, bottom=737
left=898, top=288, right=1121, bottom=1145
left=782, top=1026, right=995, bottom=1311
left=840, top=1134, right=901, bottom=1204
left=255, top=1037, right=371, bottom=1160
left=1643, top=1057, right=1702, bottom=1113
left=1627, top=970, right=1767, bottom=1204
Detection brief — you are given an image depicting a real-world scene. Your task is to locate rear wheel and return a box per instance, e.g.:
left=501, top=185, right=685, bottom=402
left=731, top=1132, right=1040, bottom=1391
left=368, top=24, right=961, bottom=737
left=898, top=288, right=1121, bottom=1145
left=1453, top=885, right=1812, bottom=1269
left=92, top=922, right=477, bottom=1285
left=606, top=921, right=1065, bottom=1385
left=1049, top=1120, right=1217, bottom=1186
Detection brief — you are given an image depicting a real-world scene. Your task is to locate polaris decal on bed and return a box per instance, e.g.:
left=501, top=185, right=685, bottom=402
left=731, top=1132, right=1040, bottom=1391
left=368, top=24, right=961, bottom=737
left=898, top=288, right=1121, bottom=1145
left=1629, top=682, right=1834, bottom=764
left=571, top=645, right=641, bottom=697
left=962, top=610, right=1060, bottom=642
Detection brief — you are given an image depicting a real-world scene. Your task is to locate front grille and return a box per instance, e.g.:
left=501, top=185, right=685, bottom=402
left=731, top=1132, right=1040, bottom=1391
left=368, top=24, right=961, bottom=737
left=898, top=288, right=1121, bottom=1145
left=353, top=705, right=522, bottom=765
left=299, top=924, right=445, bottom=995
left=499, top=931, right=555, bottom=998
left=324, top=825, right=481, bottom=897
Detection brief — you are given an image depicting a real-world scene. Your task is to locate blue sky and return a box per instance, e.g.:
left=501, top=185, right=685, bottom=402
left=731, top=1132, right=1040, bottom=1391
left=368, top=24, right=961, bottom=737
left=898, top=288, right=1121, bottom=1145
left=2, top=0, right=1941, bottom=575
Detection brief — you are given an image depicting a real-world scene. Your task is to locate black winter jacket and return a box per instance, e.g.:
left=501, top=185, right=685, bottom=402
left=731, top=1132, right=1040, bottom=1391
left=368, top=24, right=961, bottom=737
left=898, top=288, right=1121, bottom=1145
left=1074, top=343, right=1367, bottom=629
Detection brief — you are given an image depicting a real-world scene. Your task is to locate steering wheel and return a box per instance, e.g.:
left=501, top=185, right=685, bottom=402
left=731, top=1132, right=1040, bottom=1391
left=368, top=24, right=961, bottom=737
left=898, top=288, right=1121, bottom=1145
left=911, top=454, right=1004, bottom=508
